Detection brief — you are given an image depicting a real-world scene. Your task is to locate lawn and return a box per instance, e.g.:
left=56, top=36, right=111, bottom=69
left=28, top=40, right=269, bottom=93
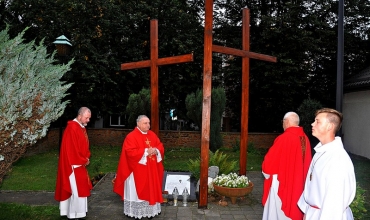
left=0, top=145, right=369, bottom=219
left=0, top=203, right=60, bottom=220
left=0, top=145, right=264, bottom=191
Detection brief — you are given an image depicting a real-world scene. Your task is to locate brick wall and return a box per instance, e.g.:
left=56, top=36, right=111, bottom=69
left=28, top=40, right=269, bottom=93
left=26, top=128, right=279, bottom=155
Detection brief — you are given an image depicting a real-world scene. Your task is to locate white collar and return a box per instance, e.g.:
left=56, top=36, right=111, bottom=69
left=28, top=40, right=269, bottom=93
left=136, top=127, right=147, bottom=134
left=73, top=118, right=85, bottom=128
left=314, top=136, right=343, bottom=153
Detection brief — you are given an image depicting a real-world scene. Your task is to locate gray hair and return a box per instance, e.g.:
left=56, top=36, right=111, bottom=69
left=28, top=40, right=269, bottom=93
left=136, top=115, right=149, bottom=123
left=78, top=107, right=91, bottom=116
left=283, top=112, right=300, bottom=125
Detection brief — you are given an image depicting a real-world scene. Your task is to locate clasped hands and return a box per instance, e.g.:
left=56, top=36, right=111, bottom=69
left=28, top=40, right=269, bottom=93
left=84, top=158, right=90, bottom=166
left=147, top=147, right=157, bottom=156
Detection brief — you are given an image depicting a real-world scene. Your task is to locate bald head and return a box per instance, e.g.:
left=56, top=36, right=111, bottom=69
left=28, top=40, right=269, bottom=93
left=282, top=112, right=300, bottom=130
left=76, top=107, right=91, bottom=126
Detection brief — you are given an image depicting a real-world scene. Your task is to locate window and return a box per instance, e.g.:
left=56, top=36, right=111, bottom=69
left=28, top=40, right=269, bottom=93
left=110, top=115, right=126, bottom=127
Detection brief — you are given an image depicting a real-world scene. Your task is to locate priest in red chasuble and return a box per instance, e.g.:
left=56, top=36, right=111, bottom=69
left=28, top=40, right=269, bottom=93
left=113, top=115, right=164, bottom=219
left=55, top=107, right=93, bottom=219
left=262, top=112, right=312, bottom=220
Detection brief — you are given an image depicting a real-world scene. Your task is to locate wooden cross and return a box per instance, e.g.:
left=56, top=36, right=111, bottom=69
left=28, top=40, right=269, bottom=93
left=121, top=19, right=193, bottom=135
left=199, top=4, right=277, bottom=208
left=213, top=8, right=277, bottom=176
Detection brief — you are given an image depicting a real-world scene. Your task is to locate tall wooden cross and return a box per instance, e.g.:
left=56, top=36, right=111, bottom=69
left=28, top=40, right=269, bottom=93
left=198, top=4, right=277, bottom=208
left=213, top=8, right=277, bottom=176
left=121, top=19, right=193, bottom=135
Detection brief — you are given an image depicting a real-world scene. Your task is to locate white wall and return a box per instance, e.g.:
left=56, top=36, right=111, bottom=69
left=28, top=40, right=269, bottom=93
left=343, top=90, right=370, bottom=159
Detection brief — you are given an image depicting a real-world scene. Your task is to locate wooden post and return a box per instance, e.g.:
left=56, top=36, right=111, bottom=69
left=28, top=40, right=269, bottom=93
left=198, top=0, right=213, bottom=208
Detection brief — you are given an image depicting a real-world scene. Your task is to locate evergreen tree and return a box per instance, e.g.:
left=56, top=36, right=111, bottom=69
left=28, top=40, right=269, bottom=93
left=0, top=26, right=73, bottom=183
left=209, top=87, right=226, bottom=151
left=185, top=89, right=203, bottom=129
left=186, top=88, right=226, bottom=151
left=125, top=88, right=151, bottom=128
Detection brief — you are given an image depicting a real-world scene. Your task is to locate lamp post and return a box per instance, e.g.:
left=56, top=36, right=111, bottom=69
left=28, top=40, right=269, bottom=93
left=53, top=35, right=72, bottom=150
left=336, top=0, right=344, bottom=136
left=53, top=35, right=72, bottom=56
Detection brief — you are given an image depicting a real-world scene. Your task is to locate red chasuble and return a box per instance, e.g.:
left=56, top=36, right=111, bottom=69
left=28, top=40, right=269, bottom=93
left=55, top=120, right=92, bottom=201
left=262, top=126, right=312, bottom=220
left=113, top=127, right=164, bottom=205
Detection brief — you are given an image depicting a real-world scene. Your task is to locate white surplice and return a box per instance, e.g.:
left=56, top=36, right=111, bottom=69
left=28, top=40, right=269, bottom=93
left=298, top=137, right=356, bottom=220
left=122, top=147, right=163, bottom=219
left=262, top=174, right=291, bottom=220
left=59, top=165, right=88, bottom=219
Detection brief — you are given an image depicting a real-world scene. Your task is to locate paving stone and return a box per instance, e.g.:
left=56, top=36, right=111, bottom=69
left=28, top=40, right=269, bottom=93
left=0, top=171, right=265, bottom=219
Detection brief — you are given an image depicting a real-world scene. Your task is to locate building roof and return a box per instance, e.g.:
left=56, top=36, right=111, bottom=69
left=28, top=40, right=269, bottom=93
left=344, top=66, right=370, bottom=93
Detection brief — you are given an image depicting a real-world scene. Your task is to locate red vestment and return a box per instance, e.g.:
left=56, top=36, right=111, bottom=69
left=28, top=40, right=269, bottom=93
left=55, top=120, right=92, bottom=201
left=262, top=126, right=312, bottom=220
left=113, top=127, right=164, bottom=205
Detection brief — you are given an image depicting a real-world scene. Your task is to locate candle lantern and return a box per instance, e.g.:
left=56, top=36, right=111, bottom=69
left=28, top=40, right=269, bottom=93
left=182, top=187, right=189, bottom=206
left=172, top=187, right=179, bottom=206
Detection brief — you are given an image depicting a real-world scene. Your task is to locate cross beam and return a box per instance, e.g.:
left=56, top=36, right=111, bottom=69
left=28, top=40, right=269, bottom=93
left=212, top=45, right=276, bottom=63
left=120, top=19, right=193, bottom=135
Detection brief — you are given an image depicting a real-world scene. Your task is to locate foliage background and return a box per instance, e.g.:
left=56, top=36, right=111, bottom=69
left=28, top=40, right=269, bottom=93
left=0, top=0, right=369, bottom=133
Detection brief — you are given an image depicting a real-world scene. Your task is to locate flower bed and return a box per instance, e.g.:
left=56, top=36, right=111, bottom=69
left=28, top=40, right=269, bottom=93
left=211, top=172, right=253, bottom=204
left=212, top=172, right=250, bottom=188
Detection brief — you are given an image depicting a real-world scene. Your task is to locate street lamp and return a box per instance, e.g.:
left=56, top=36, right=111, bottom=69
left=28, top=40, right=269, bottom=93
left=53, top=35, right=72, bottom=56
left=53, top=35, right=72, bottom=150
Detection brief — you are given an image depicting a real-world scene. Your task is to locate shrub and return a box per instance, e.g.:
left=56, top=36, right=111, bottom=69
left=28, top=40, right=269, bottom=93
left=0, top=26, right=73, bottom=183
left=187, top=150, right=238, bottom=179
left=350, top=183, right=367, bottom=220
left=209, top=150, right=238, bottom=175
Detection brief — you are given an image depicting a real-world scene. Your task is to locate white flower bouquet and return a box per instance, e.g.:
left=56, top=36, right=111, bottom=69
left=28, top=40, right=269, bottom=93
left=212, top=172, right=250, bottom=188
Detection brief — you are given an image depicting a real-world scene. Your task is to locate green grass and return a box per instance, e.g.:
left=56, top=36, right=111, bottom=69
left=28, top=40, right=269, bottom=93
left=0, top=146, right=369, bottom=219
left=0, top=146, right=263, bottom=191
left=0, top=145, right=122, bottom=191
left=1, top=151, right=60, bottom=191
left=0, top=203, right=61, bottom=220
left=351, top=154, right=370, bottom=219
